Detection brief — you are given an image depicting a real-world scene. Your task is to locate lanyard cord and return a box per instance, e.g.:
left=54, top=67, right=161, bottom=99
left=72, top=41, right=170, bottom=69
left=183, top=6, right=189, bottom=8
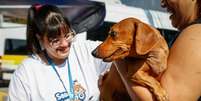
left=67, top=59, right=74, bottom=99
left=44, top=51, right=75, bottom=100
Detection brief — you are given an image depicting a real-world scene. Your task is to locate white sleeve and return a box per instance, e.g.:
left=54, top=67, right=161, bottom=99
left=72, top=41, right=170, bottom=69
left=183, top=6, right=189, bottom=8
left=7, top=64, right=31, bottom=101
left=84, top=40, right=112, bottom=75
left=71, top=33, right=112, bottom=75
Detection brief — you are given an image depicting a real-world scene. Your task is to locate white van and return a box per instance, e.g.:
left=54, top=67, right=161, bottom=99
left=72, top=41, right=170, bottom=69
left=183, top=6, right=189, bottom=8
left=0, top=21, right=27, bottom=81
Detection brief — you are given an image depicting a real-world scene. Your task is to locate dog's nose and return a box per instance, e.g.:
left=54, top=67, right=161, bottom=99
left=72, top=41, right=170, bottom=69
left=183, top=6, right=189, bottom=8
left=91, top=49, right=97, bottom=57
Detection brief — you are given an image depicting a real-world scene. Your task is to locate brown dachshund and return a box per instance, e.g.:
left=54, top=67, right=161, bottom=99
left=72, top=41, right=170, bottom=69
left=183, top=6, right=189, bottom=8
left=92, top=18, right=169, bottom=101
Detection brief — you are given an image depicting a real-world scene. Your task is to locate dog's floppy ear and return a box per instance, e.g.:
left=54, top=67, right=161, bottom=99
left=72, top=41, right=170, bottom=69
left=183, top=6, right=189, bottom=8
left=135, top=23, right=159, bottom=55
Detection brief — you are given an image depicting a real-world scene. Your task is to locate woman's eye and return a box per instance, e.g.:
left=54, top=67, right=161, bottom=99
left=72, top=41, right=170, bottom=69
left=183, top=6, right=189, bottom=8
left=64, top=34, right=70, bottom=39
left=51, top=38, right=59, bottom=43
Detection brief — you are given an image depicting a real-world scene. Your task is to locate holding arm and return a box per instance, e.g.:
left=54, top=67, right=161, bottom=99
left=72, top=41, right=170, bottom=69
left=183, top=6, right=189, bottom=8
left=161, top=24, right=201, bottom=101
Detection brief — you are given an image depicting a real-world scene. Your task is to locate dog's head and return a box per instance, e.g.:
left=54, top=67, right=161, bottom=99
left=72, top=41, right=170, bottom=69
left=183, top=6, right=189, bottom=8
left=92, top=18, right=160, bottom=62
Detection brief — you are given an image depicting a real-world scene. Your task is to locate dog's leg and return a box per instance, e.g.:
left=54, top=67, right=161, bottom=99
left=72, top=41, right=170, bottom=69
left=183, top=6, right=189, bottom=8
left=99, top=64, right=131, bottom=101
left=131, top=63, right=169, bottom=101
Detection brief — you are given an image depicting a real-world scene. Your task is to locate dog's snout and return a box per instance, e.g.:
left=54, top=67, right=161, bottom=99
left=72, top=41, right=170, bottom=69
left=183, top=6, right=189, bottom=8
left=92, top=49, right=98, bottom=57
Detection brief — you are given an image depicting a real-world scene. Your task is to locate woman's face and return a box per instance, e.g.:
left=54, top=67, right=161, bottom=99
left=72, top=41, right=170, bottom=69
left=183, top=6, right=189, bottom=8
left=161, top=0, right=198, bottom=30
left=41, top=30, right=74, bottom=61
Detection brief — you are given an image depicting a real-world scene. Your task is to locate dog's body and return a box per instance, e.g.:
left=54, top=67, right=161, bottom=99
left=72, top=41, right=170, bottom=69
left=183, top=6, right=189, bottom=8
left=92, top=18, right=169, bottom=101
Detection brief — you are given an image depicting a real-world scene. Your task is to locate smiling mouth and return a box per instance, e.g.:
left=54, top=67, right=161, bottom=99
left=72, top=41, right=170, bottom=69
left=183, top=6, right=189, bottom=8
left=102, top=50, right=117, bottom=62
left=56, top=47, right=70, bottom=53
left=102, top=48, right=127, bottom=62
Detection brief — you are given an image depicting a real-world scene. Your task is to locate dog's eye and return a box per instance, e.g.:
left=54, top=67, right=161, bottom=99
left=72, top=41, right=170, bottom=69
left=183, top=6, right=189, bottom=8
left=109, top=31, right=117, bottom=37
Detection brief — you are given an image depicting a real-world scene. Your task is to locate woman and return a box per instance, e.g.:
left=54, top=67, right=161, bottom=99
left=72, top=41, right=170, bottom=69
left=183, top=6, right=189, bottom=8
left=8, top=4, right=111, bottom=101
left=160, top=0, right=201, bottom=101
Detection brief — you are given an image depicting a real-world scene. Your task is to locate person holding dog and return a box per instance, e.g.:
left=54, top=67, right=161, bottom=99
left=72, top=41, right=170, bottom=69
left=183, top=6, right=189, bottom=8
left=7, top=4, right=111, bottom=101
left=134, top=0, right=201, bottom=101
left=160, top=0, right=201, bottom=100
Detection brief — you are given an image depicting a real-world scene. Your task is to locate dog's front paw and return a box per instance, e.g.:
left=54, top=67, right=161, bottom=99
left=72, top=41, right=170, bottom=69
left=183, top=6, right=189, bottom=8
left=155, top=89, right=169, bottom=101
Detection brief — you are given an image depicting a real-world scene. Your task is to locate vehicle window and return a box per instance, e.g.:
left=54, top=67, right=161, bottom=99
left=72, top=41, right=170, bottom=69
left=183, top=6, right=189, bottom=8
left=4, top=39, right=27, bottom=55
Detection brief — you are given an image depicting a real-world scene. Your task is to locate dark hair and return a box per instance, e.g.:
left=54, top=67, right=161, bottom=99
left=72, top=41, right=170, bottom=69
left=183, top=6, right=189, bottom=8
left=27, top=4, right=74, bottom=54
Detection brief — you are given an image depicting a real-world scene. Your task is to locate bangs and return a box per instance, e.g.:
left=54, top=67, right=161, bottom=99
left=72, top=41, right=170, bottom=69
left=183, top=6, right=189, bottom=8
left=45, top=12, right=70, bottom=39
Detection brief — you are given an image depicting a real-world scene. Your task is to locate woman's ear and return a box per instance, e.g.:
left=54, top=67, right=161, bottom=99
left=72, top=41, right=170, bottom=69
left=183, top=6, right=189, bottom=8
left=135, top=23, right=160, bottom=55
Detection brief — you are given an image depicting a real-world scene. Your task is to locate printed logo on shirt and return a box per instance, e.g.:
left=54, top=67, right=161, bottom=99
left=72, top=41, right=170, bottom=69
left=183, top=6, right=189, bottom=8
left=54, top=80, right=86, bottom=101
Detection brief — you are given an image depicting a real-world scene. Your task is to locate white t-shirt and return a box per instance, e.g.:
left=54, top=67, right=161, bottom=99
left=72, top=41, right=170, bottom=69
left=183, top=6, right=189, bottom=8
left=7, top=34, right=111, bottom=101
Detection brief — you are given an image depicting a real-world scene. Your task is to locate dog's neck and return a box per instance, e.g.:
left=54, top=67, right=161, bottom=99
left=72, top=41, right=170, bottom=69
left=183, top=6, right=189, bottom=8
left=114, top=57, right=146, bottom=78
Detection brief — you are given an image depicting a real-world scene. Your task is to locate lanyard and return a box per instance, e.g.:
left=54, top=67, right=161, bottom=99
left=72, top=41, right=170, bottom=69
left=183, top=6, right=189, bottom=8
left=44, top=52, right=75, bottom=100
